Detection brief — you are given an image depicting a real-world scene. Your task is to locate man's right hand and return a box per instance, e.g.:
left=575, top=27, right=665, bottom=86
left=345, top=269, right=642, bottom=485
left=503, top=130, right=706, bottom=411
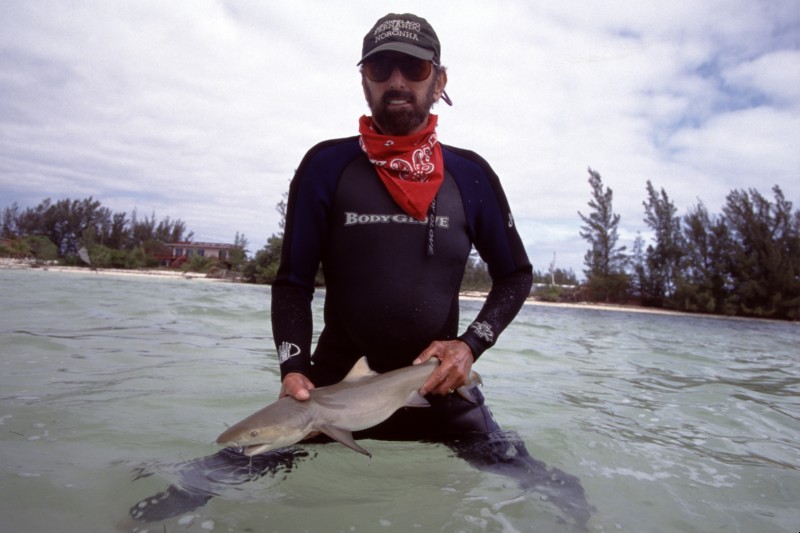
left=280, top=372, right=315, bottom=401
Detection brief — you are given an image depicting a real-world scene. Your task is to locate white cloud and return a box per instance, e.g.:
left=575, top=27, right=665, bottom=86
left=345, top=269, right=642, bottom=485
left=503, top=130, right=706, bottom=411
left=723, top=49, right=800, bottom=105
left=1, top=0, right=798, bottom=273
left=668, top=106, right=800, bottom=188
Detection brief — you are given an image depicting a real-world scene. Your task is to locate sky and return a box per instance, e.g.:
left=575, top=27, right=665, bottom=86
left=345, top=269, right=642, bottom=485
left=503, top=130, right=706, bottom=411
left=2, top=0, right=798, bottom=277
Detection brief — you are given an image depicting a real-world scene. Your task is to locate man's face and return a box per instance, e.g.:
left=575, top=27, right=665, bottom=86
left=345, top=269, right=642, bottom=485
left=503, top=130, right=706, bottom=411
left=362, top=52, right=446, bottom=136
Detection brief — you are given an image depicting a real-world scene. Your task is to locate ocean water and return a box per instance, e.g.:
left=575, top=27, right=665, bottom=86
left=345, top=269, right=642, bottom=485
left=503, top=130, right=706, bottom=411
left=0, top=268, right=798, bottom=532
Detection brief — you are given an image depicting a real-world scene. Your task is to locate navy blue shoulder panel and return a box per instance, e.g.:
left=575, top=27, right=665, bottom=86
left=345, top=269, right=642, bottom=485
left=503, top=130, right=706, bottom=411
left=276, top=136, right=363, bottom=290
left=441, top=144, right=530, bottom=279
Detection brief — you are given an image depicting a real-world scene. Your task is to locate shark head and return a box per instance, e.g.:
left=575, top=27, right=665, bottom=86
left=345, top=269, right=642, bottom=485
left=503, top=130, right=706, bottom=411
left=215, top=425, right=282, bottom=456
left=216, top=397, right=313, bottom=456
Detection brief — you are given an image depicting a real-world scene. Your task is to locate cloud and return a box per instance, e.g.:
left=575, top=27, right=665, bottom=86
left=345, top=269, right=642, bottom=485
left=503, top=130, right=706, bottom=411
left=723, top=49, right=800, bottom=105
left=1, top=0, right=798, bottom=275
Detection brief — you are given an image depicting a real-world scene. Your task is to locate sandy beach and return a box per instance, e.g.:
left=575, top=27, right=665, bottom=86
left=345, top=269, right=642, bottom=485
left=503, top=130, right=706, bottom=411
left=0, top=258, right=219, bottom=282
left=461, top=289, right=699, bottom=317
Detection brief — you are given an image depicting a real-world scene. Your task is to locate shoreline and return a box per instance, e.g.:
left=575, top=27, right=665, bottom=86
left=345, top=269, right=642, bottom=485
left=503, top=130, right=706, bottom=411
left=0, top=258, right=224, bottom=282
left=3, top=259, right=793, bottom=323
left=460, top=290, right=705, bottom=318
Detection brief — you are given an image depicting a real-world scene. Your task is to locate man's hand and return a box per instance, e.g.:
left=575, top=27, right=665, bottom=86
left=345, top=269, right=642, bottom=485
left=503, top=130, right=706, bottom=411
left=280, top=372, right=315, bottom=401
left=414, top=340, right=474, bottom=396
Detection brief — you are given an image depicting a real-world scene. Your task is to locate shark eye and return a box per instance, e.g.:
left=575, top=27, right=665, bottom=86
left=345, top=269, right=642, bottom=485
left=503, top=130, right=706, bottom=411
left=249, top=430, right=259, bottom=438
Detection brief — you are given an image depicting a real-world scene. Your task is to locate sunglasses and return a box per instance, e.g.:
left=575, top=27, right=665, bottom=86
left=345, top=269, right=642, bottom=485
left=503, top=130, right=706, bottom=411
left=362, top=55, right=434, bottom=83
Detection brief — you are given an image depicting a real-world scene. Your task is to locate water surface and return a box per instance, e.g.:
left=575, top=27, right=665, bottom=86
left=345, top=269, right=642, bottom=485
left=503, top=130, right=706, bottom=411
left=1, top=269, right=798, bottom=531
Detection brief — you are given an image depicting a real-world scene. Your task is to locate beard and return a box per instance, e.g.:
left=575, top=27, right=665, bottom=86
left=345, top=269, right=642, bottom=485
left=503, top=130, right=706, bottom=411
left=365, top=80, right=438, bottom=136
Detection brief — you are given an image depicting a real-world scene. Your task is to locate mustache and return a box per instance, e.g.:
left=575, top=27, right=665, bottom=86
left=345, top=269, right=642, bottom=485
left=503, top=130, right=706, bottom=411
left=381, top=90, right=416, bottom=105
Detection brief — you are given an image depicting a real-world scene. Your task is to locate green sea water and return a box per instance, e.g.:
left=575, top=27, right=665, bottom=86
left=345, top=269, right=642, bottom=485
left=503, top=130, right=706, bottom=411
left=1, top=268, right=798, bottom=532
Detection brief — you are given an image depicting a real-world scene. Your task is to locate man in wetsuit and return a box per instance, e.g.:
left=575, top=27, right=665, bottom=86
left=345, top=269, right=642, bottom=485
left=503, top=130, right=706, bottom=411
left=272, top=13, right=591, bottom=525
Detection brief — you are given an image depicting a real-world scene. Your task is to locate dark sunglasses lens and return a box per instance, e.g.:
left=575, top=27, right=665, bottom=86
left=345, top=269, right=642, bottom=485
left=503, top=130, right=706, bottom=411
left=402, top=59, right=432, bottom=81
left=364, top=60, right=392, bottom=82
left=364, top=58, right=432, bottom=82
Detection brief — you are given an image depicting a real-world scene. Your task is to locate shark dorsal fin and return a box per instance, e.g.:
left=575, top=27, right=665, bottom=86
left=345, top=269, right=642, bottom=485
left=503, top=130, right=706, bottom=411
left=342, top=356, right=378, bottom=382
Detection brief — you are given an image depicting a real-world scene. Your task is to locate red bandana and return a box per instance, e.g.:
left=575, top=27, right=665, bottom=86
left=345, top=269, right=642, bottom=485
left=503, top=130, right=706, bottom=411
left=358, top=114, right=444, bottom=221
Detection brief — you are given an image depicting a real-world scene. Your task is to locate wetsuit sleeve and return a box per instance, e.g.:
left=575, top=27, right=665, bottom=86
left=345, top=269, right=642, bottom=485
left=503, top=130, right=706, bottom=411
left=271, top=165, right=318, bottom=380
left=271, top=138, right=360, bottom=380
left=457, top=269, right=532, bottom=360
left=446, top=147, right=533, bottom=360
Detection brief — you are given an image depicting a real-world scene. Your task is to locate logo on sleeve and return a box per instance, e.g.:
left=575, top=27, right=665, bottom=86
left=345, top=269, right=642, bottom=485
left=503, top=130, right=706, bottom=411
left=469, top=321, right=494, bottom=343
left=278, top=342, right=301, bottom=364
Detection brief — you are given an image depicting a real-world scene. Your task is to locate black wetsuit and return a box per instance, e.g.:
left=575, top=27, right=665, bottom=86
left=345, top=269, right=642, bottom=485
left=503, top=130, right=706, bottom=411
left=272, top=136, right=532, bottom=387
left=269, top=137, right=591, bottom=526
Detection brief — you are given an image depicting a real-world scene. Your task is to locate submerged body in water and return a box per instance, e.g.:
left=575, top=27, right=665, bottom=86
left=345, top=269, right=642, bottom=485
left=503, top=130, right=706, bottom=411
left=131, top=425, right=593, bottom=528
left=132, top=357, right=593, bottom=527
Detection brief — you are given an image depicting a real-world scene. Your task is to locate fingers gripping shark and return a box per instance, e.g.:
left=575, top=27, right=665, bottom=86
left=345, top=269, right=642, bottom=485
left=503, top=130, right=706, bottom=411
left=216, top=357, right=481, bottom=458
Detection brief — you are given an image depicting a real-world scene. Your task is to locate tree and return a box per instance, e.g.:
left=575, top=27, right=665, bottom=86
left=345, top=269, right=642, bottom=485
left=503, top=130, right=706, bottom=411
left=130, top=210, right=156, bottom=247
left=243, top=191, right=290, bottom=284
left=35, top=197, right=103, bottom=257
left=641, top=181, right=684, bottom=306
left=629, top=231, right=646, bottom=297
left=676, top=202, right=732, bottom=314
left=228, top=232, right=249, bottom=272
left=107, top=212, right=129, bottom=249
left=276, top=194, right=288, bottom=232
left=1, top=202, right=21, bottom=238
left=243, top=234, right=284, bottom=284
left=3, top=196, right=195, bottom=265
left=722, top=186, right=799, bottom=320
left=155, top=216, right=190, bottom=243
left=578, top=168, right=628, bottom=301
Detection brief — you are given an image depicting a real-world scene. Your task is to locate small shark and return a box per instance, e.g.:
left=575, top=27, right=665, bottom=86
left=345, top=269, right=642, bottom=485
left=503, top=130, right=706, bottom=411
left=216, top=357, right=481, bottom=457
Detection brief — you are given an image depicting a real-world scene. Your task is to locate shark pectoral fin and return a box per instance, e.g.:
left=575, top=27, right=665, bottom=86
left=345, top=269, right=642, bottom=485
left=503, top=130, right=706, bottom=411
left=318, top=424, right=372, bottom=457
left=403, top=391, right=431, bottom=407
left=457, top=371, right=483, bottom=404
left=467, top=370, right=483, bottom=387
left=456, top=386, right=477, bottom=404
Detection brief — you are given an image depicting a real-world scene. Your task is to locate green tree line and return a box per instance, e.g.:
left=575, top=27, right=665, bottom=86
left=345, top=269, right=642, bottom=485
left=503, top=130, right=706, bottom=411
left=579, top=168, right=799, bottom=321
left=7, top=178, right=795, bottom=322
left=1, top=197, right=200, bottom=268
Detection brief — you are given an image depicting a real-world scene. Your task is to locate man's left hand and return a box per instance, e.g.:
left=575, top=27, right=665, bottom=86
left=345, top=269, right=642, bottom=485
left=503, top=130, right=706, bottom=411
left=414, top=340, right=474, bottom=396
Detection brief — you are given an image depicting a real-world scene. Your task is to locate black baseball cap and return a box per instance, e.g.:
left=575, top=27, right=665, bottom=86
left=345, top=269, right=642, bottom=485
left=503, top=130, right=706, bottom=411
left=358, top=13, right=441, bottom=66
